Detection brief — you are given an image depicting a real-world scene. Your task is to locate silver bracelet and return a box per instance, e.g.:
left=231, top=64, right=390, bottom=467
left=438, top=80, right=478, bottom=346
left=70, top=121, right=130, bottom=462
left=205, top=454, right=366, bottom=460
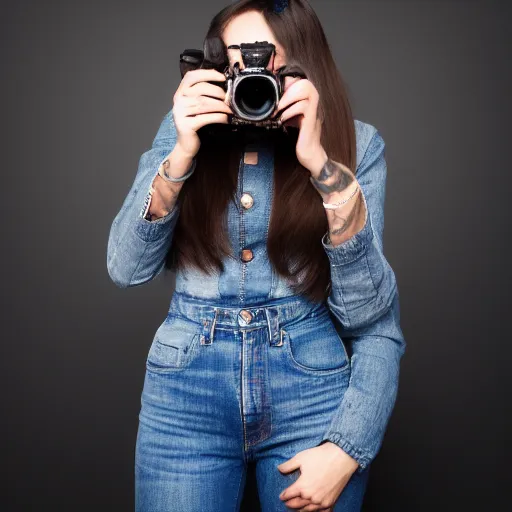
left=322, top=183, right=360, bottom=210
left=158, top=156, right=196, bottom=183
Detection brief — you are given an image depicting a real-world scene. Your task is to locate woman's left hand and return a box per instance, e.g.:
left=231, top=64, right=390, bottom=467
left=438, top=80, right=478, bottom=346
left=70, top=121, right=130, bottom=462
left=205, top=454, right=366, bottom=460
left=273, top=76, right=328, bottom=176
left=277, top=441, right=359, bottom=511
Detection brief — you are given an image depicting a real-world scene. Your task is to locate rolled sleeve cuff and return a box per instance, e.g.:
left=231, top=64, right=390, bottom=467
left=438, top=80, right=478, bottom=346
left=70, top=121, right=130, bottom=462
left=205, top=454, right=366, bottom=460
left=135, top=151, right=189, bottom=243
left=135, top=199, right=180, bottom=242
left=320, top=433, right=372, bottom=475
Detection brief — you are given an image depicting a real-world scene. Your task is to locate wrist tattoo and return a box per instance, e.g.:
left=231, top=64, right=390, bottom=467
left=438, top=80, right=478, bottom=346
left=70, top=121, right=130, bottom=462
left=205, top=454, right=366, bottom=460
left=310, top=158, right=354, bottom=195
left=328, top=192, right=361, bottom=238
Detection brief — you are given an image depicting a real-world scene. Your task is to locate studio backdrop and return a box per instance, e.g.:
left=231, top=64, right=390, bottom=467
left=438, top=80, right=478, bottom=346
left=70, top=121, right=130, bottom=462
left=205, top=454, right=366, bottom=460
left=1, top=1, right=509, bottom=511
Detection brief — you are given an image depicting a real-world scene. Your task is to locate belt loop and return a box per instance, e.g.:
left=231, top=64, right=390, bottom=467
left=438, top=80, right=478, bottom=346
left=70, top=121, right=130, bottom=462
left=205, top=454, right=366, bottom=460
left=200, top=308, right=218, bottom=345
left=265, top=306, right=281, bottom=346
left=210, top=308, right=219, bottom=342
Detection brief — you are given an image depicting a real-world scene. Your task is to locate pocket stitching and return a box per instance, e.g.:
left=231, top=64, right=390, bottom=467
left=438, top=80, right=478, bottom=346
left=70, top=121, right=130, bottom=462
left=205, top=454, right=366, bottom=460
left=146, top=330, right=201, bottom=373
left=281, top=328, right=350, bottom=375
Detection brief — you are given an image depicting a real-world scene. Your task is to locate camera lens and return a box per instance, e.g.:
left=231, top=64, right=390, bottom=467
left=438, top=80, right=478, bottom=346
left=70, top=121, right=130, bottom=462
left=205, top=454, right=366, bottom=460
left=234, top=75, right=276, bottom=119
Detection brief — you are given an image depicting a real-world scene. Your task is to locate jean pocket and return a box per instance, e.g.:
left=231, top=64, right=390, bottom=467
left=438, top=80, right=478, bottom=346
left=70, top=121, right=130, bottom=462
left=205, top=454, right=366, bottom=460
left=280, top=309, right=350, bottom=376
left=146, top=314, right=202, bottom=373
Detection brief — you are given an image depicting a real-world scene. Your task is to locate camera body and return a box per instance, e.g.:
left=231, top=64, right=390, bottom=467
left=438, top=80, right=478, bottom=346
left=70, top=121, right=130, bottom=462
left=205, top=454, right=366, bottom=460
left=180, top=41, right=305, bottom=130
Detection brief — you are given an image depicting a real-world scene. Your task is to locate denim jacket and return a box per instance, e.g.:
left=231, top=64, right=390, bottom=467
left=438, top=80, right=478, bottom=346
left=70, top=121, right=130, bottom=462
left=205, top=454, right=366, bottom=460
left=107, top=108, right=406, bottom=472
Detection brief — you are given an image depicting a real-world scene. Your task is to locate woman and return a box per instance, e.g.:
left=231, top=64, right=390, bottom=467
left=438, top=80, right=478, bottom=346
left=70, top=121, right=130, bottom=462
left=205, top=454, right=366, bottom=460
left=107, top=1, right=406, bottom=510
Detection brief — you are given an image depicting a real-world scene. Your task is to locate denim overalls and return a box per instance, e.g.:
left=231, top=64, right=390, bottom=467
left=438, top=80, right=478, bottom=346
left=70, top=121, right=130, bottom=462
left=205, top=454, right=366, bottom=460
left=107, top=108, right=406, bottom=511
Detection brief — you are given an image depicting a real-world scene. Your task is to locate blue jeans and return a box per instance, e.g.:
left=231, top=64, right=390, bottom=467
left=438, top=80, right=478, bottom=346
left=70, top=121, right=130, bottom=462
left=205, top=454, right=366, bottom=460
left=135, top=292, right=371, bottom=511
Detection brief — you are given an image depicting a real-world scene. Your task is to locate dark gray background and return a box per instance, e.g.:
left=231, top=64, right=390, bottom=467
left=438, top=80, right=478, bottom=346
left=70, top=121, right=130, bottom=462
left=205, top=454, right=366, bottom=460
left=2, top=0, right=510, bottom=510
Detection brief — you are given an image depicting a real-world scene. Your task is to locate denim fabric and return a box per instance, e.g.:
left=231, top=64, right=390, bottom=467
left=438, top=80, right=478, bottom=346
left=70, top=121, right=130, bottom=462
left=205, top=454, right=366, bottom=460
left=135, top=292, right=371, bottom=511
left=107, top=108, right=406, bottom=481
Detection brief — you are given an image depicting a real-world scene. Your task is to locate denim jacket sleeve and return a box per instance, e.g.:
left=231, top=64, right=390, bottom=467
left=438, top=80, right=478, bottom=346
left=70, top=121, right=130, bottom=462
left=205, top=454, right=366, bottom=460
left=106, top=108, right=181, bottom=288
left=319, top=127, right=407, bottom=473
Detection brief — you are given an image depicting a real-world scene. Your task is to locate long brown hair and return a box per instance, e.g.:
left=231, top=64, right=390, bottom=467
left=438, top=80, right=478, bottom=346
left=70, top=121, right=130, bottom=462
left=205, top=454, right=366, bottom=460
left=165, top=0, right=356, bottom=303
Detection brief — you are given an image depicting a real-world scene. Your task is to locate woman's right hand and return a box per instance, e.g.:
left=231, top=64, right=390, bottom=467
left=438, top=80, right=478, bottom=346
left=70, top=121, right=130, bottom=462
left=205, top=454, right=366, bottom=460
left=172, top=69, right=233, bottom=159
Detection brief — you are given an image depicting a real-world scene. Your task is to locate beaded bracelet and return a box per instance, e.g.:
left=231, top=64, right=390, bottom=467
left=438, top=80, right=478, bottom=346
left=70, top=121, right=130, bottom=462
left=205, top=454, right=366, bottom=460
left=322, top=183, right=360, bottom=210
left=158, top=156, right=197, bottom=183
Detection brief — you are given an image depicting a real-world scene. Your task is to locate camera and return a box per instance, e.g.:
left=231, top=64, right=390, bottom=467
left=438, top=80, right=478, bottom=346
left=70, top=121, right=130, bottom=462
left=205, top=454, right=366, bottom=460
left=179, top=40, right=306, bottom=130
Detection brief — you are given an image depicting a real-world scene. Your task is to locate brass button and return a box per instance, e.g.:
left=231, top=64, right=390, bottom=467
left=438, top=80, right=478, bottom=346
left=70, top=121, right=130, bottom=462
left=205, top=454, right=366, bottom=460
left=241, top=193, right=254, bottom=209
left=241, top=249, right=253, bottom=262
left=239, top=309, right=253, bottom=324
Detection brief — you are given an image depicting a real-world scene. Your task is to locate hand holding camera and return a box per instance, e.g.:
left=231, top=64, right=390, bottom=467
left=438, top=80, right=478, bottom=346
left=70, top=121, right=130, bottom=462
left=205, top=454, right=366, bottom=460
left=179, top=39, right=307, bottom=134
left=172, top=68, right=234, bottom=160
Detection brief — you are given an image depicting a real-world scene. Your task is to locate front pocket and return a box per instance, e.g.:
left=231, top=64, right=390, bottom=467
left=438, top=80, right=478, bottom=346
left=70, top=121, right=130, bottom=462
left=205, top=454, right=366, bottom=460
left=281, top=312, right=350, bottom=375
left=146, top=315, right=202, bottom=373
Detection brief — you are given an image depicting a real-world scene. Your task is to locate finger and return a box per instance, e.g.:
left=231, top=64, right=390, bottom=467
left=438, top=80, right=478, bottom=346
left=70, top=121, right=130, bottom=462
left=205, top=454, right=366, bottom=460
left=300, top=97, right=320, bottom=134
left=276, top=79, right=308, bottom=114
left=283, top=75, right=302, bottom=92
left=273, top=90, right=308, bottom=120
left=277, top=456, right=302, bottom=475
left=279, top=481, right=304, bottom=501
left=283, top=496, right=312, bottom=509
left=300, top=503, right=324, bottom=511
left=296, top=495, right=327, bottom=511
left=183, top=96, right=233, bottom=117
left=178, top=69, right=226, bottom=94
left=183, top=81, right=227, bottom=101
left=280, top=99, right=308, bottom=124
left=190, top=112, right=229, bottom=130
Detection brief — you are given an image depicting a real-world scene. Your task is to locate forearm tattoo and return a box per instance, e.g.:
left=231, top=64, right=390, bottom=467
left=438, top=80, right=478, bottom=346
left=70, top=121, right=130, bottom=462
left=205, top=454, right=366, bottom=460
left=309, top=158, right=354, bottom=195
left=328, top=192, right=361, bottom=239
left=309, top=158, right=363, bottom=242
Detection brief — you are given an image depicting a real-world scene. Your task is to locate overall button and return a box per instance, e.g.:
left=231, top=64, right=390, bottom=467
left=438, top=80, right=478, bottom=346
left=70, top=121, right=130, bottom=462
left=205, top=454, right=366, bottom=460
left=238, top=309, right=253, bottom=325
left=241, top=249, right=253, bottom=262
left=241, top=193, right=254, bottom=209
left=244, top=151, right=258, bottom=165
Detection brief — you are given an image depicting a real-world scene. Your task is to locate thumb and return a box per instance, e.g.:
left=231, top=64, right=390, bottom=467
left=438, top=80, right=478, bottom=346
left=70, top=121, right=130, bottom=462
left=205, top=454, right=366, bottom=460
left=277, top=455, right=301, bottom=474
